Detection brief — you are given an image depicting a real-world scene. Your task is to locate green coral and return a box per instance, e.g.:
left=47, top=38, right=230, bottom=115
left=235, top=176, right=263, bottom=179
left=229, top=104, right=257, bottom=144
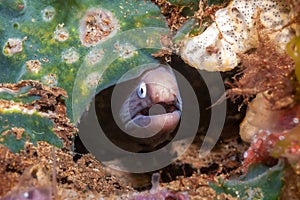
left=286, top=36, right=300, bottom=84
left=0, top=85, right=40, bottom=104
left=0, top=0, right=168, bottom=122
left=0, top=81, right=69, bottom=152
left=210, top=161, right=284, bottom=200
left=0, top=110, right=62, bottom=153
left=168, top=0, right=200, bottom=16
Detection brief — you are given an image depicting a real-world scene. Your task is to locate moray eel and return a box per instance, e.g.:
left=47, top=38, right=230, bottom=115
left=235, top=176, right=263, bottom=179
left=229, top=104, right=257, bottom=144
left=119, top=66, right=182, bottom=148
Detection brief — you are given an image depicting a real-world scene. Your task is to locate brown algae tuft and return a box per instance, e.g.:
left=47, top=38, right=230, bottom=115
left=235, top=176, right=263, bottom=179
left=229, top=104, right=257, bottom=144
left=79, top=8, right=119, bottom=47
left=225, top=17, right=295, bottom=109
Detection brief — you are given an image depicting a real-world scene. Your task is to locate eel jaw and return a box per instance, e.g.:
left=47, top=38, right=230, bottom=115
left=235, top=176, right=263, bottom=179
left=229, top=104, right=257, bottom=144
left=125, top=99, right=182, bottom=138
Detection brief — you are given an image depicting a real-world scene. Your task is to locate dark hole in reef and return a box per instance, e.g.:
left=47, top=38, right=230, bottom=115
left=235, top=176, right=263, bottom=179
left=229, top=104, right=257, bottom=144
left=75, top=55, right=246, bottom=180
left=72, top=152, right=83, bottom=163
left=200, top=163, right=220, bottom=175
left=32, top=151, right=38, bottom=157
left=60, top=176, right=72, bottom=184
left=93, top=57, right=208, bottom=154
left=5, top=164, right=22, bottom=174
left=75, top=55, right=212, bottom=156
left=31, top=168, right=38, bottom=179
left=13, top=23, right=19, bottom=29
left=160, top=163, right=196, bottom=183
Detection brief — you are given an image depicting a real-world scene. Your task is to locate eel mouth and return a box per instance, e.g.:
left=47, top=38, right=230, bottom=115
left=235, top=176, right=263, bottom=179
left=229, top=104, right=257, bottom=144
left=134, top=101, right=180, bottom=118
left=125, top=99, right=182, bottom=139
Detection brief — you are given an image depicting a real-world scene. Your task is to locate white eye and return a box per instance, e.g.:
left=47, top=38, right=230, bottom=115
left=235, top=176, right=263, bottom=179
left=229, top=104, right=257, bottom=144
left=137, top=82, right=147, bottom=98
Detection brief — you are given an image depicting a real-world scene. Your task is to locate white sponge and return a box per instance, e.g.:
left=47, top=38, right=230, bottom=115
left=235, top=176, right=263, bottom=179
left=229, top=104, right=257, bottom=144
left=180, top=0, right=294, bottom=71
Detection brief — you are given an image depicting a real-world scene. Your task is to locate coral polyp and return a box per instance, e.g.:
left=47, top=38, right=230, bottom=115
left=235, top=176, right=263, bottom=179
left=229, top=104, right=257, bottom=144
left=42, top=73, right=58, bottom=87
left=53, top=23, right=69, bottom=42
left=3, top=38, right=26, bottom=56
left=114, top=41, right=137, bottom=59
left=41, top=6, right=55, bottom=22
left=85, top=48, right=104, bottom=65
left=85, top=72, right=101, bottom=89
left=61, top=48, right=79, bottom=64
left=79, top=8, right=119, bottom=47
left=25, top=60, right=41, bottom=74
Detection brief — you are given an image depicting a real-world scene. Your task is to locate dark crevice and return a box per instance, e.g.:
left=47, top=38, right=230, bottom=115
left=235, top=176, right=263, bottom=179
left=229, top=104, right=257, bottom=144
left=160, top=163, right=196, bottom=183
